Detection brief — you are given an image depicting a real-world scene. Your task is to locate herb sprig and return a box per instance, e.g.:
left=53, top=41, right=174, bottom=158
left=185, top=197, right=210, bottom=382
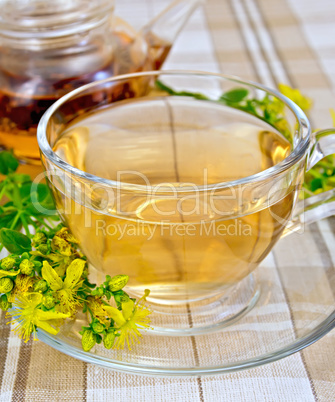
left=156, top=80, right=335, bottom=197
left=0, top=151, right=57, bottom=250
left=156, top=80, right=292, bottom=142
left=0, top=157, right=151, bottom=352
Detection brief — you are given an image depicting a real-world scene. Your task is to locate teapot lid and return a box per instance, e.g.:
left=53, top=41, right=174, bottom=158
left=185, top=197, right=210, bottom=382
left=0, top=0, right=114, bottom=38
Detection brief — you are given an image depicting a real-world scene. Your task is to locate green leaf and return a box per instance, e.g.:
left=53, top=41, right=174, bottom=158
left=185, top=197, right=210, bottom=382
left=264, top=108, right=271, bottom=120
left=0, top=152, right=19, bottom=175
left=176, top=91, right=209, bottom=100
left=220, top=88, right=249, bottom=103
left=310, top=178, right=323, bottom=192
left=28, top=183, right=55, bottom=215
left=19, top=182, right=33, bottom=201
left=155, top=80, right=209, bottom=100
left=20, top=252, right=30, bottom=260
left=245, top=100, right=258, bottom=114
left=155, top=80, right=176, bottom=95
left=35, top=183, right=50, bottom=200
left=0, top=208, right=20, bottom=230
left=0, top=228, right=32, bottom=254
left=11, top=174, right=31, bottom=184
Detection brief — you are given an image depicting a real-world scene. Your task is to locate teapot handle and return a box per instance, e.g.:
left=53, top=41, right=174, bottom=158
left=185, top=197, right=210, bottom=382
left=283, top=128, right=335, bottom=236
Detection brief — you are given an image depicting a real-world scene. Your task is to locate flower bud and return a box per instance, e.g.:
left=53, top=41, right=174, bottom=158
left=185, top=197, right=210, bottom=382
left=32, top=232, right=47, bottom=247
left=1, top=256, right=16, bottom=270
left=93, top=287, right=104, bottom=297
left=82, top=267, right=89, bottom=279
left=103, top=332, right=116, bottom=350
left=34, top=279, right=48, bottom=293
left=33, top=261, right=42, bottom=269
left=43, top=294, right=56, bottom=309
left=81, top=330, right=96, bottom=352
left=108, top=275, right=129, bottom=292
left=19, top=260, right=34, bottom=275
left=37, top=244, right=49, bottom=254
left=0, top=294, right=10, bottom=311
left=113, top=290, right=130, bottom=305
left=119, top=293, right=130, bottom=303
left=92, top=321, right=105, bottom=334
left=0, top=278, right=14, bottom=293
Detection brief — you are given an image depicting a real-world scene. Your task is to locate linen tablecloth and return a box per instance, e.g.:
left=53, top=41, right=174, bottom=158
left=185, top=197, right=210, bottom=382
left=0, top=0, right=334, bottom=400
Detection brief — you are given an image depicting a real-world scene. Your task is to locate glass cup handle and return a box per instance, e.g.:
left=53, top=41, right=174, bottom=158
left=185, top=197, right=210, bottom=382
left=283, top=128, right=335, bottom=236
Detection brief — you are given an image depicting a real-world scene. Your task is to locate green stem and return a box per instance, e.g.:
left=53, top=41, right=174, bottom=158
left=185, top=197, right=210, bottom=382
left=9, top=212, right=21, bottom=230
left=20, top=214, right=30, bottom=236
left=10, top=180, right=22, bottom=209
left=26, top=217, right=39, bottom=230
left=33, top=216, right=53, bottom=230
left=0, top=179, right=8, bottom=201
left=87, top=307, right=94, bottom=321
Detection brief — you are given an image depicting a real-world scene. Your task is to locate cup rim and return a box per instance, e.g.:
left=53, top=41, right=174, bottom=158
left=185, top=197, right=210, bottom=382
left=37, top=70, right=311, bottom=193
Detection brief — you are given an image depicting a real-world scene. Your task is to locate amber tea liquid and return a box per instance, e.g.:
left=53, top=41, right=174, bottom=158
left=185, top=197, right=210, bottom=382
left=0, top=31, right=169, bottom=162
left=52, top=97, right=294, bottom=303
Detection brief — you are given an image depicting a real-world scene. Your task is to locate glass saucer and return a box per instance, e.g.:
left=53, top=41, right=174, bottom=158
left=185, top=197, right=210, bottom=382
left=37, top=220, right=335, bottom=376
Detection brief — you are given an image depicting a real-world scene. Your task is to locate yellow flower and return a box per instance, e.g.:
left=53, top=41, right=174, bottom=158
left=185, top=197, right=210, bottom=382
left=31, top=250, right=73, bottom=277
left=14, top=274, right=34, bottom=294
left=265, top=96, right=284, bottom=115
left=42, top=259, right=86, bottom=316
left=86, top=297, right=110, bottom=325
left=278, top=84, right=312, bottom=112
left=104, top=291, right=151, bottom=350
left=7, top=293, right=70, bottom=342
left=274, top=117, right=292, bottom=141
left=54, top=227, right=79, bottom=244
left=51, top=236, right=72, bottom=256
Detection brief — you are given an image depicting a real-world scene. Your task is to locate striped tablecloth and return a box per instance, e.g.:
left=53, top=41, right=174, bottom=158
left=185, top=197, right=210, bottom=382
left=0, top=0, right=334, bottom=400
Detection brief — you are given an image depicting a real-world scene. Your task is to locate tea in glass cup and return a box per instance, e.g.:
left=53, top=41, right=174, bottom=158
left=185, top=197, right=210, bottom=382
left=37, top=72, right=335, bottom=311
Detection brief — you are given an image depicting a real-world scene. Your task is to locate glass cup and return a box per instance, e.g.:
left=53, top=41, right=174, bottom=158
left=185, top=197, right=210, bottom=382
left=37, top=71, right=335, bottom=316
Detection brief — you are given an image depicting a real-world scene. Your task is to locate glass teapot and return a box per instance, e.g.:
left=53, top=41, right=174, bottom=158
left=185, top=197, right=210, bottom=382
left=0, top=0, right=201, bottom=163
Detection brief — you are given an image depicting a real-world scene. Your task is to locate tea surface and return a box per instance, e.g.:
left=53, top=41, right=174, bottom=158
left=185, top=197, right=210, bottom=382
left=53, top=97, right=293, bottom=302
